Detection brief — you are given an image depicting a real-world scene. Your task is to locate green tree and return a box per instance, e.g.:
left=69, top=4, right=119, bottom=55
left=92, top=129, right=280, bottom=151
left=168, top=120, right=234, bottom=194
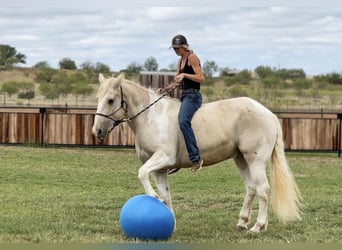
left=125, top=61, right=143, bottom=74
left=39, top=83, right=59, bottom=102
left=35, top=68, right=57, bottom=83
left=18, top=91, right=35, bottom=105
left=33, top=61, right=51, bottom=69
left=322, top=72, right=342, bottom=85
left=69, top=72, right=93, bottom=105
left=202, top=60, right=218, bottom=78
left=255, top=66, right=275, bottom=79
left=234, top=69, right=252, bottom=85
left=144, top=56, right=158, bottom=71
left=219, top=67, right=237, bottom=77
left=276, top=68, right=306, bottom=80
left=51, top=71, right=73, bottom=97
left=72, top=83, right=94, bottom=105
left=80, top=61, right=111, bottom=82
left=0, top=81, right=20, bottom=97
left=261, top=77, right=282, bottom=89
left=0, top=44, right=26, bottom=67
left=59, top=58, right=77, bottom=70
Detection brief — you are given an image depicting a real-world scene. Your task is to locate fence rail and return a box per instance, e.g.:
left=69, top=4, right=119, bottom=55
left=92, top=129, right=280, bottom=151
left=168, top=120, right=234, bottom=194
left=0, top=107, right=341, bottom=156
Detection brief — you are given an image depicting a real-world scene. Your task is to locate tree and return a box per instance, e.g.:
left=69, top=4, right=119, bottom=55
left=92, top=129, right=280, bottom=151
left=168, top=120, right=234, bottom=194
left=18, top=91, right=35, bottom=105
left=276, top=68, right=306, bottom=80
left=35, top=68, right=57, bottom=83
left=17, top=81, right=35, bottom=105
left=126, top=62, right=143, bottom=74
left=168, top=62, right=177, bottom=71
left=69, top=71, right=93, bottom=105
left=255, top=66, right=275, bottom=79
left=59, top=58, right=77, bottom=70
left=39, top=83, right=59, bottom=102
left=202, top=60, right=218, bottom=78
left=219, top=67, right=237, bottom=77
left=72, top=83, right=94, bottom=105
left=0, top=81, right=20, bottom=97
left=51, top=71, right=73, bottom=97
left=144, top=57, right=158, bottom=71
left=80, top=61, right=111, bottom=82
left=0, top=44, right=26, bottom=67
left=33, top=61, right=51, bottom=69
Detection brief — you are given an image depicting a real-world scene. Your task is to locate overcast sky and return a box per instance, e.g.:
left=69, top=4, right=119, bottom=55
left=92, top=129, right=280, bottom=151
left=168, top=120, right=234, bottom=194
left=1, top=0, right=341, bottom=75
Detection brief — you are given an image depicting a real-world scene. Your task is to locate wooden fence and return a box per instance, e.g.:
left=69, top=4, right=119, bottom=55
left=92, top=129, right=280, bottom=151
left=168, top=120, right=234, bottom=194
left=0, top=72, right=341, bottom=155
left=0, top=109, right=134, bottom=146
left=1, top=107, right=341, bottom=154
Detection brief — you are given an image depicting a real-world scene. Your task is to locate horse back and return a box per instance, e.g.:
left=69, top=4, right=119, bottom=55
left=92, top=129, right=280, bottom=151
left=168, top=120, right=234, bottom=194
left=189, top=97, right=277, bottom=165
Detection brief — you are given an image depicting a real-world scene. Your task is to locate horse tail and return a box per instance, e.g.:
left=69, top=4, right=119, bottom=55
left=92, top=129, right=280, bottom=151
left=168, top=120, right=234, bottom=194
left=270, top=114, right=302, bottom=222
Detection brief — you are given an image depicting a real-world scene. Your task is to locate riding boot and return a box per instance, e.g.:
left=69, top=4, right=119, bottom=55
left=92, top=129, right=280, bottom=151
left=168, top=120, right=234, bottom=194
left=191, top=158, right=203, bottom=172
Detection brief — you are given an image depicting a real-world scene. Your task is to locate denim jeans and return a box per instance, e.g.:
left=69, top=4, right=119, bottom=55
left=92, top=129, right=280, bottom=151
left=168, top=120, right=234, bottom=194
left=178, top=89, right=202, bottom=163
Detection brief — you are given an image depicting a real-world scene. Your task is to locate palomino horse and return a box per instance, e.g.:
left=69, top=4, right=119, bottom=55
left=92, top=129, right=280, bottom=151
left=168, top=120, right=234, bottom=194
left=92, top=73, right=301, bottom=232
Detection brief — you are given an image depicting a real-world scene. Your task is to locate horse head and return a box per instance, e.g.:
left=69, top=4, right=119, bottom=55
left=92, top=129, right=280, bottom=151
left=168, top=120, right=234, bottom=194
left=92, top=73, right=127, bottom=140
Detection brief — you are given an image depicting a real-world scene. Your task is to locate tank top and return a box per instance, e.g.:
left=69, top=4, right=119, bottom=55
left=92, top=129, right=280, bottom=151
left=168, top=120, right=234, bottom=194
left=179, top=54, right=201, bottom=90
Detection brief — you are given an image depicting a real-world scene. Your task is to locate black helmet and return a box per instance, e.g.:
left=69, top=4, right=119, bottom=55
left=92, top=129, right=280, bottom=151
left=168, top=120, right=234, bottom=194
left=170, top=34, right=188, bottom=48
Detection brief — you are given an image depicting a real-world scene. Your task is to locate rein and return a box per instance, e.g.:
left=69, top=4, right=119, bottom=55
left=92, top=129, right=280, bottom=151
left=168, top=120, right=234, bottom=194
left=95, top=84, right=178, bottom=134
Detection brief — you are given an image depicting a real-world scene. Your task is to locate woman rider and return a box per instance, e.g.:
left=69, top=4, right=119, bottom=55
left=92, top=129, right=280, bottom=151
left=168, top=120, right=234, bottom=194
left=158, top=34, right=205, bottom=171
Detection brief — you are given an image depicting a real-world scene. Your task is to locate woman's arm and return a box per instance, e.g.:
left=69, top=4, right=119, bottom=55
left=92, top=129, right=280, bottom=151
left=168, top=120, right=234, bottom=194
left=175, top=53, right=205, bottom=83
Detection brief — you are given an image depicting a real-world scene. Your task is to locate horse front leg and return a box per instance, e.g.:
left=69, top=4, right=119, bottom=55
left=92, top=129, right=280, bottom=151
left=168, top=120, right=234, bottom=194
left=151, top=171, right=173, bottom=213
left=138, top=150, right=175, bottom=200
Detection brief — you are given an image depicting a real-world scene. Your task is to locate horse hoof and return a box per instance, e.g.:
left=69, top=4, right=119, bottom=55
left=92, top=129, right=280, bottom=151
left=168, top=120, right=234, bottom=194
left=159, top=198, right=167, bottom=205
left=237, top=223, right=248, bottom=231
left=237, top=218, right=249, bottom=231
left=250, top=223, right=267, bottom=233
left=237, top=225, right=248, bottom=231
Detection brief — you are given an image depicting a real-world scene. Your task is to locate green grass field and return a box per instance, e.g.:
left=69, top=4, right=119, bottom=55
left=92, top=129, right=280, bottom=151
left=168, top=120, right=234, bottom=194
left=0, top=146, right=341, bottom=243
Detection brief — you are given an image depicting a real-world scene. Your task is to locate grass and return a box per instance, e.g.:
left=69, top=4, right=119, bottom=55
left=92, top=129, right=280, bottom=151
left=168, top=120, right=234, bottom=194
left=0, top=146, right=341, bottom=243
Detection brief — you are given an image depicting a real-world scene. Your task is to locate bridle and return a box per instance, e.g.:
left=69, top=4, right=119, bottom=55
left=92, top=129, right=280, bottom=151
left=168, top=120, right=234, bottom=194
left=95, top=86, right=128, bottom=130
left=95, top=84, right=178, bottom=134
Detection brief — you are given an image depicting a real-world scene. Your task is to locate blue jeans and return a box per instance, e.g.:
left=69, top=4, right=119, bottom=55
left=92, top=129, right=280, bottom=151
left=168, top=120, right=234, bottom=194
left=178, top=89, right=202, bottom=163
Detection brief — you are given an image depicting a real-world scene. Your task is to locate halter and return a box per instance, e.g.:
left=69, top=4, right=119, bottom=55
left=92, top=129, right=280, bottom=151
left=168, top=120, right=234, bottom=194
left=95, top=86, right=128, bottom=129
left=95, top=84, right=178, bottom=134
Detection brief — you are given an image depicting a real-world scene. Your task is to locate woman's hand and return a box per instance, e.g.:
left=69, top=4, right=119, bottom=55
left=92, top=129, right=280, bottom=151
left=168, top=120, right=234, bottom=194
left=175, top=73, right=185, bottom=83
left=156, top=81, right=179, bottom=95
left=156, top=88, right=165, bottom=94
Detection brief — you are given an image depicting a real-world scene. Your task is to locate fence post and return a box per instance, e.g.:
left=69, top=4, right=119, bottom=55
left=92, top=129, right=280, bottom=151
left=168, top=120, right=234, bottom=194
left=338, top=113, right=342, bottom=157
left=39, top=107, right=46, bottom=146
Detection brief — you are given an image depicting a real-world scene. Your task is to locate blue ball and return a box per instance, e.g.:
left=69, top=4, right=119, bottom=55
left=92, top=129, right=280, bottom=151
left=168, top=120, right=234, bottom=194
left=119, top=194, right=175, bottom=240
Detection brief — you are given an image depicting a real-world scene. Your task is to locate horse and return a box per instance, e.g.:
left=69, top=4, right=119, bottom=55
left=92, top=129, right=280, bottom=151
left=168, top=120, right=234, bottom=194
left=92, top=73, right=302, bottom=232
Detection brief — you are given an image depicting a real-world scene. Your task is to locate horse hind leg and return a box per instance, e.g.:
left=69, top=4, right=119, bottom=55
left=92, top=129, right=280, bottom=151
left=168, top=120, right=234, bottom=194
left=234, top=154, right=256, bottom=231
left=247, top=154, right=271, bottom=232
left=235, top=150, right=270, bottom=233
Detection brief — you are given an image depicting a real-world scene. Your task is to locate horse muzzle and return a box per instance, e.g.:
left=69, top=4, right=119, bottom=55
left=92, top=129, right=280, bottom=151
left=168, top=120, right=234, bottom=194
left=92, top=124, right=108, bottom=141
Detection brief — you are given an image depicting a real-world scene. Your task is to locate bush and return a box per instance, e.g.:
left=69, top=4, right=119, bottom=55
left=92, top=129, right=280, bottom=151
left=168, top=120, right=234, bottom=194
left=35, top=68, right=57, bottom=83
left=18, top=91, right=35, bottom=99
left=261, top=77, right=282, bottom=89
left=293, top=78, right=313, bottom=89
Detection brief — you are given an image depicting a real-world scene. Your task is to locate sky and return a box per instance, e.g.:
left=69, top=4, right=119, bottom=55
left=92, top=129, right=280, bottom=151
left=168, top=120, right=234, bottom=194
left=1, top=0, right=342, bottom=75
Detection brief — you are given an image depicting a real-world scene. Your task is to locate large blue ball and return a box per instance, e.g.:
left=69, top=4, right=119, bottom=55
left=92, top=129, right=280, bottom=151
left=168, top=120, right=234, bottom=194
left=119, top=194, right=175, bottom=240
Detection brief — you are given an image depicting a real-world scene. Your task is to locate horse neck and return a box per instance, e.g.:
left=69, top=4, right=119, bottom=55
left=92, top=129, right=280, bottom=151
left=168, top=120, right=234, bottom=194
left=121, top=80, right=152, bottom=118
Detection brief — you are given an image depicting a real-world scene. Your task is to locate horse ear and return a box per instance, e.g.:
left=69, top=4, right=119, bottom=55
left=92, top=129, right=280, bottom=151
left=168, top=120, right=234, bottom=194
left=117, top=73, right=125, bottom=81
left=98, top=73, right=106, bottom=84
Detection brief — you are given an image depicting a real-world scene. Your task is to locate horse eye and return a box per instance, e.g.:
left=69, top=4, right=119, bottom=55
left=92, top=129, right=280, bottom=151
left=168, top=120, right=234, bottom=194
left=108, top=99, right=114, bottom=105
